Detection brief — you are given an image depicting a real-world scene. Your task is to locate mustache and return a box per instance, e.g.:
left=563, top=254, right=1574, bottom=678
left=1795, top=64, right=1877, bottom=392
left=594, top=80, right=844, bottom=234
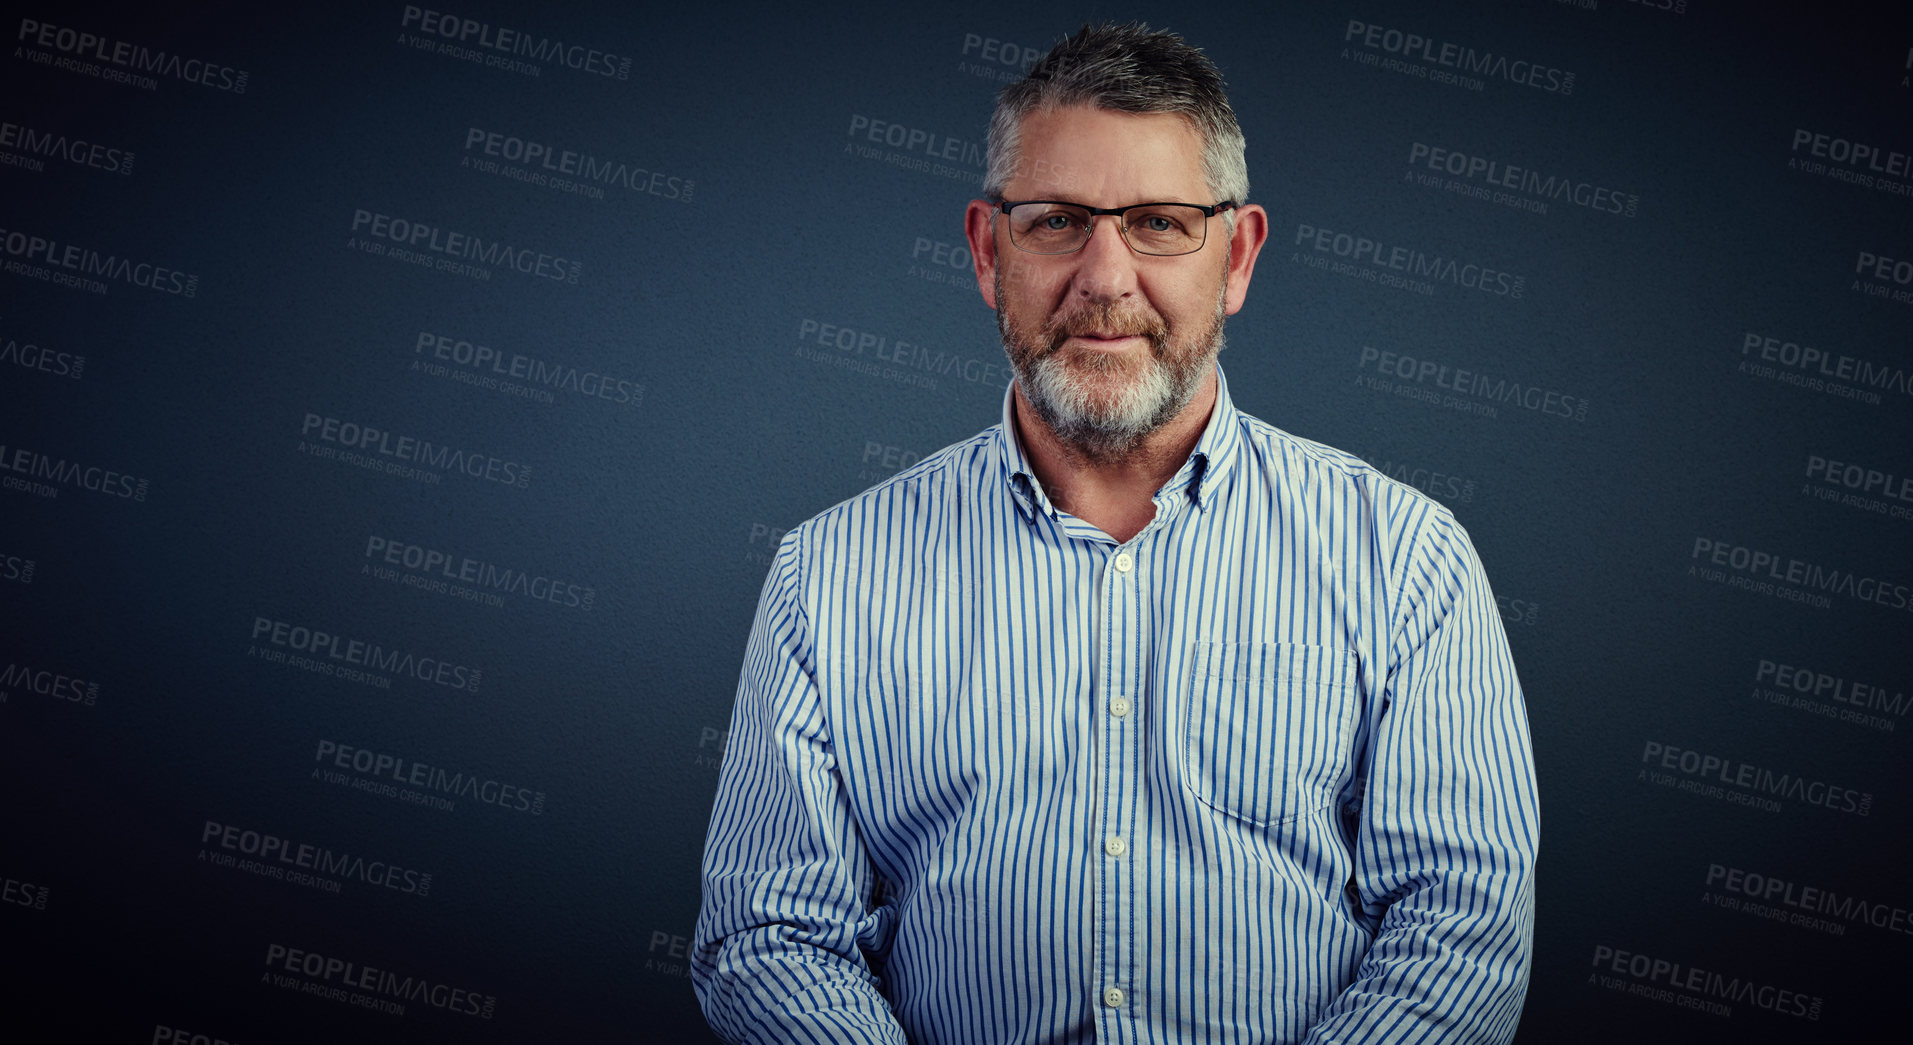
left=1041, top=302, right=1170, bottom=349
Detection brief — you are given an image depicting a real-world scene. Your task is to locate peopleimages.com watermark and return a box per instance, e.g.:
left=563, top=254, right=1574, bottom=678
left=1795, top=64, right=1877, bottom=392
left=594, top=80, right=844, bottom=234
left=396, top=5, right=629, bottom=81
left=297, top=412, right=532, bottom=490
left=0, top=441, right=148, bottom=502
left=200, top=820, right=430, bottom=898
left=1788, top=128, right=1913, bottom=201
left=411, top=330, right=643, bottom=410
left=1342, top=18, right=1575, bottom=96
left=14, top=16, right=249, bottom=93
left=1689, top=537, right=1912, bottom=612
left=1295, top=223, right=1526, bottom=299
left=0, top=225, right=197, bottom=297
left=1738, top=330, right=1907, bottom=407
left=312, top=739, right=545, bottom=816
left=262, top=942, right=496, bottom=1020
left=1749, top=657, right=1907, bottom=734
left=2, top=324, right=84, bottom=380
left=1638, top=739, right=1873, bottom=817
left=347, top=209, right=581, bottom=285
left=1587, top=944, right=1821, bottom=1022
left=247, top=615, right=482, bottom=693
left=1703, top=861, right=1913, bottom=938
left=0, top=659, right=98, bottom=707
left=460, top=127, right=689, bottom=202
left=1, top=870, right=49, bottom=911
left=0, top=118, right=134, bottom=177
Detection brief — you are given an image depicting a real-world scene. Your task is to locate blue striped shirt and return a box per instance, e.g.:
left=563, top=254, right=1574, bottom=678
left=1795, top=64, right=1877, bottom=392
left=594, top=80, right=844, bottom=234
left=695, top=366, right=1539, bottom=1044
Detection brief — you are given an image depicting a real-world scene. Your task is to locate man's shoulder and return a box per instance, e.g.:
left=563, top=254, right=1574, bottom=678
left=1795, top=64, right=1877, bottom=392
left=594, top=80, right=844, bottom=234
left=793, top=426, right=1002, bottom=536
left=1231, top=409, right=1453, bottom=521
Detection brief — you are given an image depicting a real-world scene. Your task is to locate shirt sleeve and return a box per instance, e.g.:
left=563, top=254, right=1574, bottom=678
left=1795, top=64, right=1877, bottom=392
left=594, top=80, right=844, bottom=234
left=692, top=532, right=908, bottom=1044
left=1303, top=508, right=1541, bottom=1044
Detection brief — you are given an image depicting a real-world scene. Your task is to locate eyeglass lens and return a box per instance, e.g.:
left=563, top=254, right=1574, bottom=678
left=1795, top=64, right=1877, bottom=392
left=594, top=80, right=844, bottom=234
left=1006, top=203, right=1210, bottom=256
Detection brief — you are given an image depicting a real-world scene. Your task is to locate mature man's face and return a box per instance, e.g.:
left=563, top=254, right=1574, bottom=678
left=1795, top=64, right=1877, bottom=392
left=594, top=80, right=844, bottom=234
left=966, top=106, right=1252, bottom=461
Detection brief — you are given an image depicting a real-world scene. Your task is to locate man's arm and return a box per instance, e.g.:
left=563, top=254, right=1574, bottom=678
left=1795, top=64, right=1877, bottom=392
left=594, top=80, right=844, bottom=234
left=1305, top=510, right=1540, bottom=1044
left=692, top=533, right=907, bottom=1044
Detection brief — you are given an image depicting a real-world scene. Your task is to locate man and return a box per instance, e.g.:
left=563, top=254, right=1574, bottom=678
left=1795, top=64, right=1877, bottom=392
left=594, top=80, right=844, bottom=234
left=695, top=23, right=1538, bottom=1044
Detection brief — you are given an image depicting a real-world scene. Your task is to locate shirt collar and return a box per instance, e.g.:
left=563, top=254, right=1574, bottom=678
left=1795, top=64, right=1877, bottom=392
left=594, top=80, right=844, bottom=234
left=997, top=362, right=1244, bottom=524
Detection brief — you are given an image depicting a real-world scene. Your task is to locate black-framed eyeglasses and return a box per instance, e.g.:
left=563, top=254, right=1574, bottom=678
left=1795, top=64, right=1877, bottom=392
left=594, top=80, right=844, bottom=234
left=996, top=199, right=1237, bottom=257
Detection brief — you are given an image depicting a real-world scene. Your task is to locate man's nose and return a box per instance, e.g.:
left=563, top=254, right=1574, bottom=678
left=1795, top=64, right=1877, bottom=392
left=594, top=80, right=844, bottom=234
left=1071, top=215, right=1137, bottom=302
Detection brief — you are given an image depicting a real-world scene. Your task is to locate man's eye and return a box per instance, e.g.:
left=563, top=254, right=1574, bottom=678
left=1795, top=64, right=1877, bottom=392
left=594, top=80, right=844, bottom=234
left=1143, top=216, right=1175, bottom=232
left=1041, top=215, right=1074, bottom=230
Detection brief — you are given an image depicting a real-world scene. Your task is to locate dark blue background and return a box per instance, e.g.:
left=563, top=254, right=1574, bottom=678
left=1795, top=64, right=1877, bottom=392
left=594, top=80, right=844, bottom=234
left=4, top=1, right=1910, bottom=1040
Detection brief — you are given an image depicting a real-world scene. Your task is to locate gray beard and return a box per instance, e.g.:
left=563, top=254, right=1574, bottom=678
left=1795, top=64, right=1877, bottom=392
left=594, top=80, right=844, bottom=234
left=998, top=281, right=1227, bottom=463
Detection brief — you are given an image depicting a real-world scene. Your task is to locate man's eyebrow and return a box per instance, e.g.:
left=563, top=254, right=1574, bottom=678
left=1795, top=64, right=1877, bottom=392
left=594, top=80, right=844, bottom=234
left=1012, top=195, right=1202, bottom=206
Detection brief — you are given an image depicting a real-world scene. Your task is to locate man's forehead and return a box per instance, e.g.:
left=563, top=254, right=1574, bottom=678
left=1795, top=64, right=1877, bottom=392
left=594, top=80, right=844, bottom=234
left=1007, top=105, right=1208, bottom=200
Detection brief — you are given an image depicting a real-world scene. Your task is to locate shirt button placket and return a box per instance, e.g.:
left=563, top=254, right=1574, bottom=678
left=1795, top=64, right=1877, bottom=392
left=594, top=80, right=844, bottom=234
left=1099, top=543, right=1140, bottom=1034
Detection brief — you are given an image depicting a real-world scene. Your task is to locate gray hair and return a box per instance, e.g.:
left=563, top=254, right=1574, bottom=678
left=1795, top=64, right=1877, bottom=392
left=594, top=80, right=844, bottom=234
left=983, top=23, right=1249, bottom=206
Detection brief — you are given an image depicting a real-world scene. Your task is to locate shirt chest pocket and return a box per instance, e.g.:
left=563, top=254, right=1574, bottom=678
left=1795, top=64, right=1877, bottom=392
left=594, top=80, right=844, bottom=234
left=1181, top=642, right=1360, bottom=827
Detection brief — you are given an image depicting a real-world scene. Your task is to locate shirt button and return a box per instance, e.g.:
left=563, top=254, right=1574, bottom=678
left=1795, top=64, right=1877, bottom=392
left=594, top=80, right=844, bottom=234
left=1103, top=986, right=1126, bottom=1008
left=1104, top=836, right=1125, bottom=857
left=1113, top=552, right=1134, bottom=573
left=1110, top=696, right=1131, bottom=718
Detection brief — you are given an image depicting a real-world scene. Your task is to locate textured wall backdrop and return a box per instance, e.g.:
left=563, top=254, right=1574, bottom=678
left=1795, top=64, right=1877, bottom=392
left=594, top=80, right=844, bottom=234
left=3, top=1, right=1910, bottom=1041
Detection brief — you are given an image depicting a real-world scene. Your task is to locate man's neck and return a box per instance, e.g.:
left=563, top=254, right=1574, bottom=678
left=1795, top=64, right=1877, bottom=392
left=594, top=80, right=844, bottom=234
left=1012, top=369, right=1217, bottom=544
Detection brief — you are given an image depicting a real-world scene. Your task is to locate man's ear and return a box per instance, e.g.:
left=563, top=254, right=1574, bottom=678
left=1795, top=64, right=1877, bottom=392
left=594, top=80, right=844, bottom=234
left=1221, top=203, right=1269, bottom=316
left=964, top=199, right=1000, bottom=310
